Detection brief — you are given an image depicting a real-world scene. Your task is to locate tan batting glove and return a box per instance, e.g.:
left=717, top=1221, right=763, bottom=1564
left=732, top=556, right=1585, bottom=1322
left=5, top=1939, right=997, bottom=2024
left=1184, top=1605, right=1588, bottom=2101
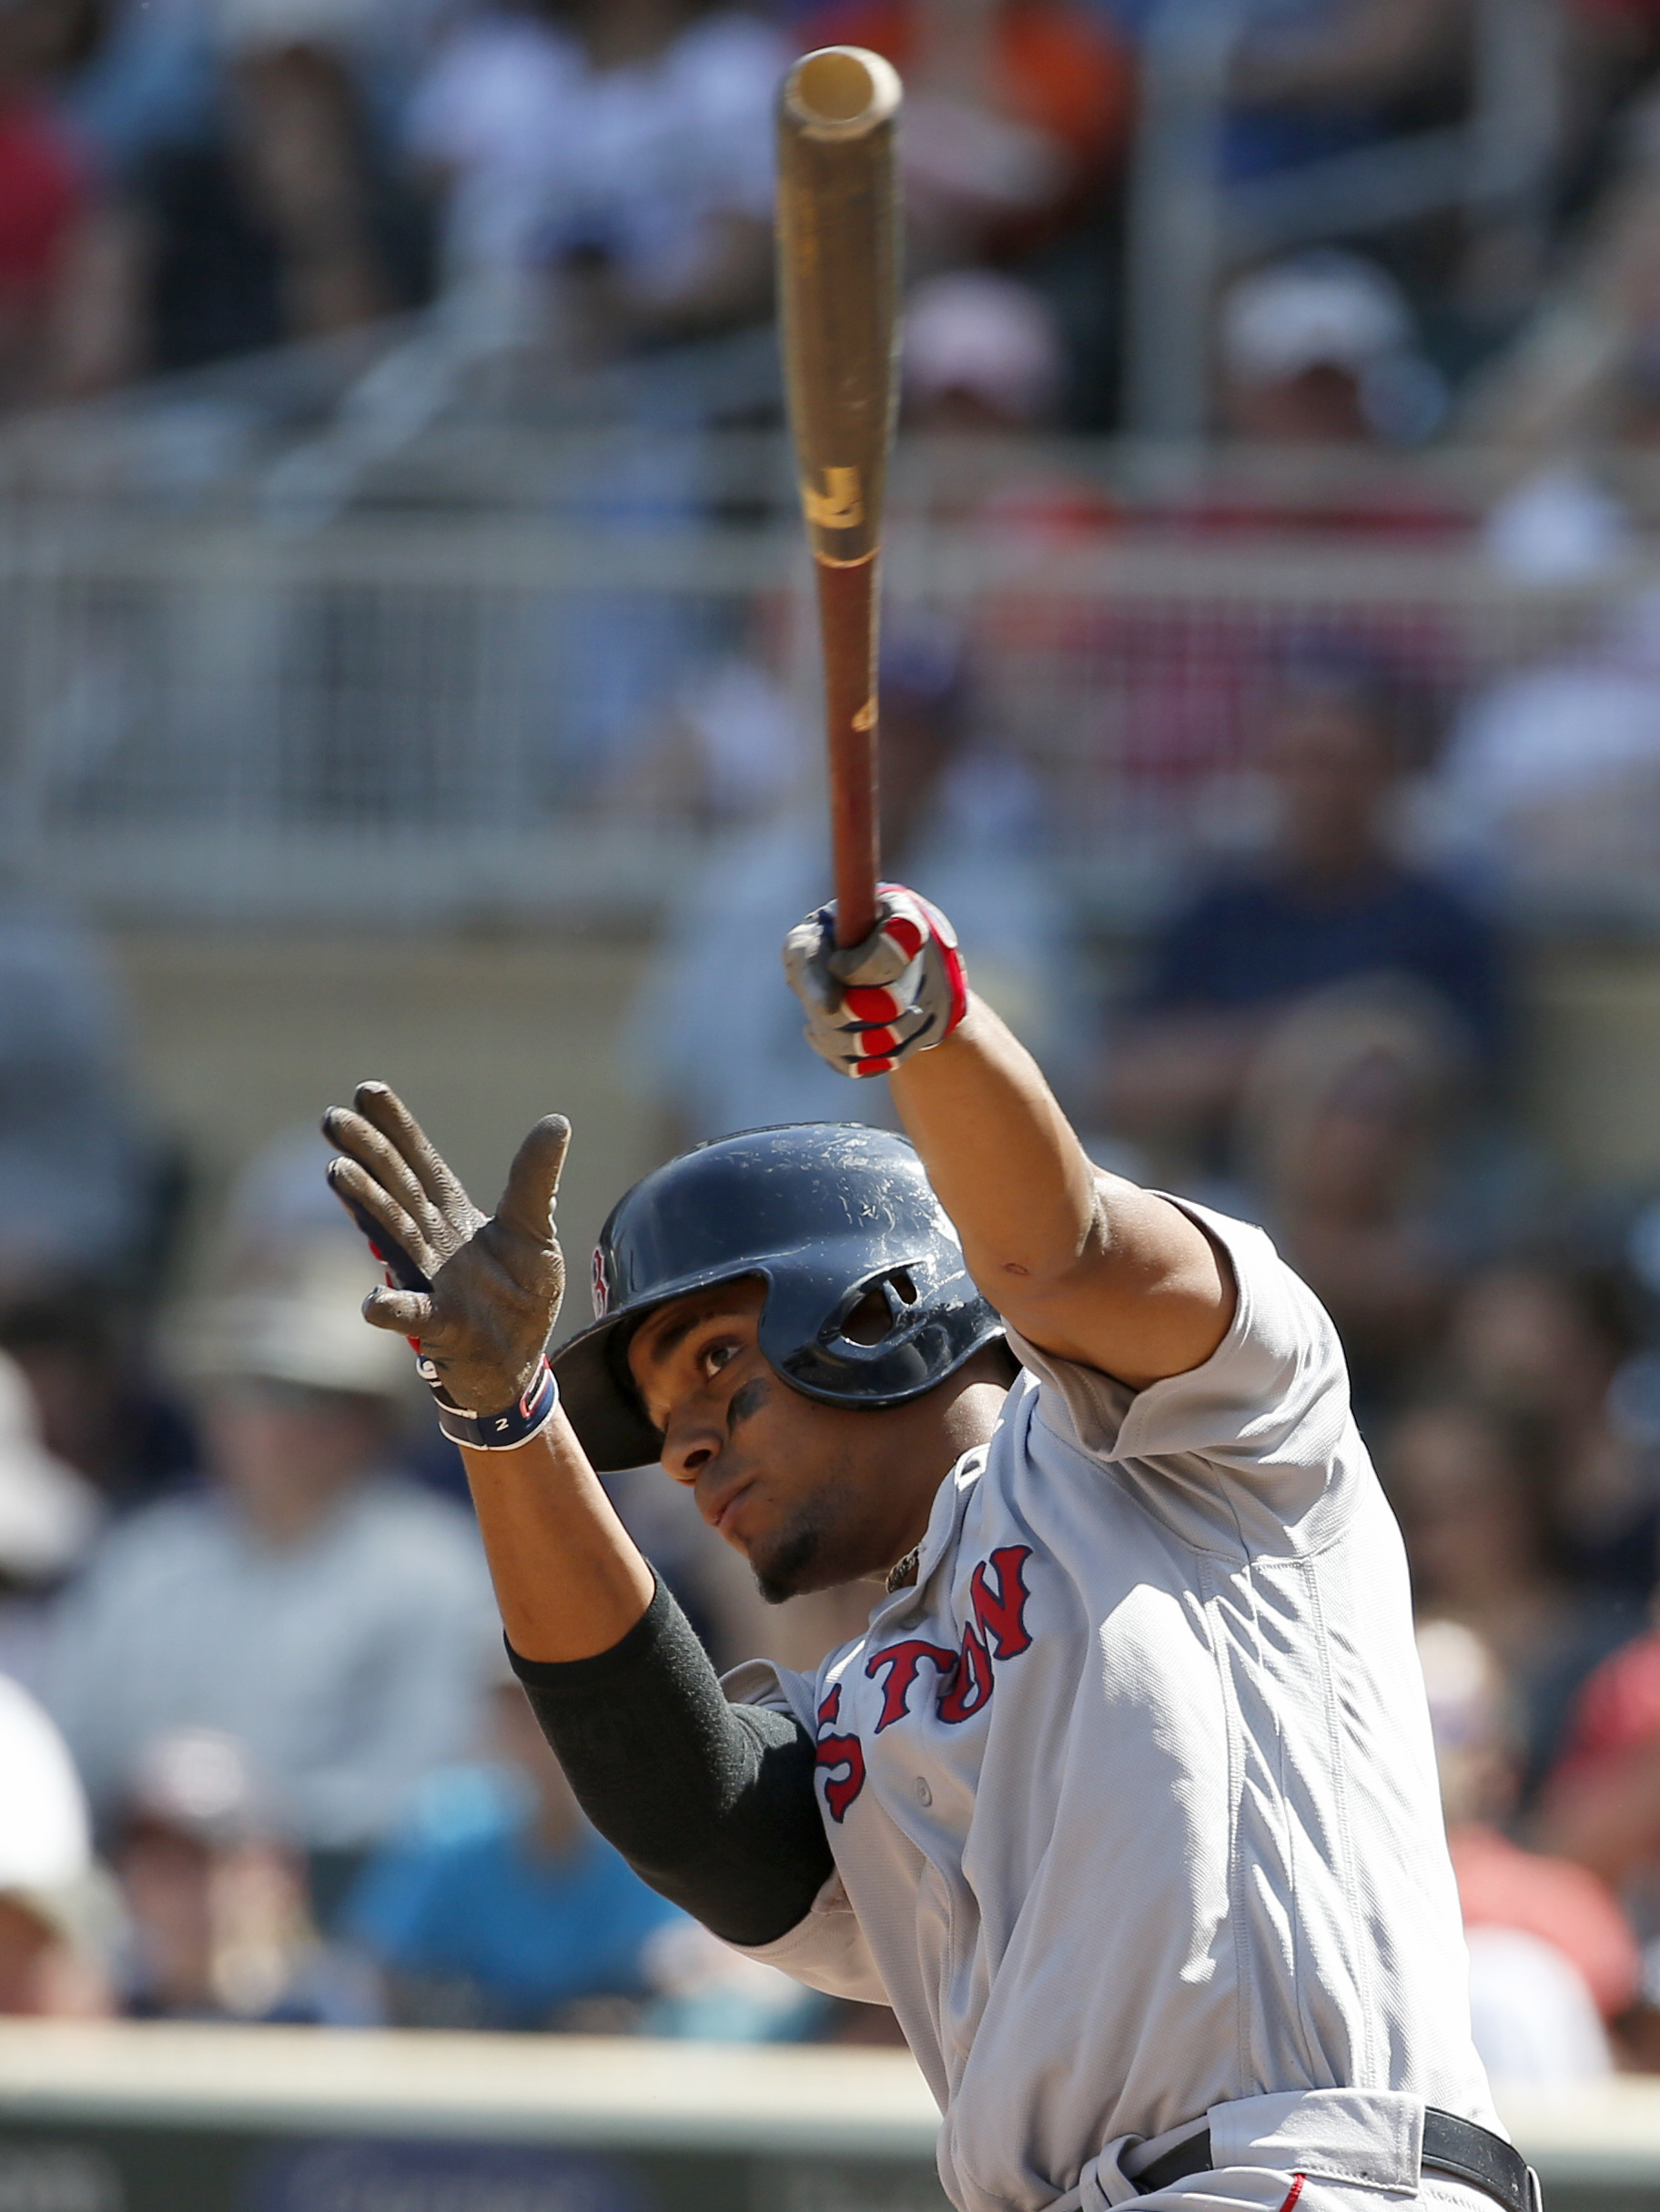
left=322, top=1081, right=567, bottom=1419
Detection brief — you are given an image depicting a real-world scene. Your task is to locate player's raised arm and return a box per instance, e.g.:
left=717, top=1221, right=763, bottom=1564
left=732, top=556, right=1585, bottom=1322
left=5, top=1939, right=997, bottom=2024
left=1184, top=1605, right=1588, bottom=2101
left=320, top=1083, right=654, bottom=1662
left=783, top=889, right=1235, bottom=1388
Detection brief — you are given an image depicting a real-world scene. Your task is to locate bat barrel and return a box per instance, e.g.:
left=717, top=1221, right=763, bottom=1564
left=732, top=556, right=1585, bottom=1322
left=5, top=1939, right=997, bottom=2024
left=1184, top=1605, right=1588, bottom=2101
left=777, top=45, right=902, bottom=950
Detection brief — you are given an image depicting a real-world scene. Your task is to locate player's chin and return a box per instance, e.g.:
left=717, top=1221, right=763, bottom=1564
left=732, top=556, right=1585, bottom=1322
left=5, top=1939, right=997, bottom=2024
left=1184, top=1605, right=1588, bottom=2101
left=750, top=1515, right=833, bottom=1606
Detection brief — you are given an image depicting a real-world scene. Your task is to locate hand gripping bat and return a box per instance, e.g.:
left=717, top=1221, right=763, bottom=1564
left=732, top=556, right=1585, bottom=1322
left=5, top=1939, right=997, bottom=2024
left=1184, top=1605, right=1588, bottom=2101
left=776, top=45, right=903, bottom=949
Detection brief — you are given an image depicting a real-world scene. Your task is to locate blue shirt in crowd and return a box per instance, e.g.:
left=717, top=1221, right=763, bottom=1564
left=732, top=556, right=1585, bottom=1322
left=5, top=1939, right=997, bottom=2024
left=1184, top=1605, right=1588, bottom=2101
left=1135, top=864, right=1509, bottom=1072
left=346, top=1766, right=683, bottom=2029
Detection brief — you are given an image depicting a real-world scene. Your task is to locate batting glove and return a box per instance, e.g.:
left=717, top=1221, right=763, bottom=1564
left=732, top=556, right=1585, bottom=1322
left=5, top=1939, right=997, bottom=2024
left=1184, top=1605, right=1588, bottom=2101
left=784, top=883, right=969, bottom=1078
left=322, top=1082, right=568, bottom=1446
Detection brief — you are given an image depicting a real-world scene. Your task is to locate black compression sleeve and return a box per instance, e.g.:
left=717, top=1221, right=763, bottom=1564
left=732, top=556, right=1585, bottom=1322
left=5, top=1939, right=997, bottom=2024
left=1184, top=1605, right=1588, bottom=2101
left=507, top=1577, right=834, bottom=1947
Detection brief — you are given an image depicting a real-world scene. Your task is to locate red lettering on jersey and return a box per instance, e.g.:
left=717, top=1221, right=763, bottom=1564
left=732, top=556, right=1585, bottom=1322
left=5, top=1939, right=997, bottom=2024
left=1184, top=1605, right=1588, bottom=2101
left=815, top=1683, right=866, bottom=1821
left=969, top=1546, right=1034, bottom=1660
left=937, top=1622, right=995, bottom=1724
left=865, top=1639, right=959, bottom=1732
left=860, top=1546, right=1037, bottom=1732
left=816, top=1732, right=866, bottom=1822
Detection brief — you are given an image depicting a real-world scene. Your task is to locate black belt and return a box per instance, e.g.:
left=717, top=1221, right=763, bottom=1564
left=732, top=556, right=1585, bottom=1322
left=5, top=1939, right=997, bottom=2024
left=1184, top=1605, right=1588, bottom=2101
left=1135, top=2107, right=1539, bottom=2212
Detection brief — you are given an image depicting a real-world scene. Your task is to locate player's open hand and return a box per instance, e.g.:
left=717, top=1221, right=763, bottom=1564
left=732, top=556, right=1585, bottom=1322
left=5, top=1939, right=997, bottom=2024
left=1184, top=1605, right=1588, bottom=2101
left=322, top=1082, right=568, bottom=1419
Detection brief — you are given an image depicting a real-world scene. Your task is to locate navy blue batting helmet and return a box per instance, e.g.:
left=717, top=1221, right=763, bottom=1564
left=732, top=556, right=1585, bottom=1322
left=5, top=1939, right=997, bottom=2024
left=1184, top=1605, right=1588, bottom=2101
left=552, top=1124, right=1004, bottom=1471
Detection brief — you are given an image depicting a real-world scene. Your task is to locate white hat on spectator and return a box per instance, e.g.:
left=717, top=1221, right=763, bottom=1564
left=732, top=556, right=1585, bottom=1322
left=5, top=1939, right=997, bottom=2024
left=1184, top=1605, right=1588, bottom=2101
left=0, top=1674, right=89, bottom=1894
left=124, top=1728, right=271, bottom=1847
left=0, top=1351, right=102, bottom=1586
left=0, top=1672, right=120, bottom=1968
left=904, top=271, right=1064, bottom=425
left=180, top=1234, right=414, bottom=1399
left=1222, top=250, right=1413, bottom=386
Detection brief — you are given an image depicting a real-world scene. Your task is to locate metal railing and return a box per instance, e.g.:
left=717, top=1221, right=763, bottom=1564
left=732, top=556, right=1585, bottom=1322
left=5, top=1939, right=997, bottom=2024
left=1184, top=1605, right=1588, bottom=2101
left=1, top=416, right=1655, bottom=930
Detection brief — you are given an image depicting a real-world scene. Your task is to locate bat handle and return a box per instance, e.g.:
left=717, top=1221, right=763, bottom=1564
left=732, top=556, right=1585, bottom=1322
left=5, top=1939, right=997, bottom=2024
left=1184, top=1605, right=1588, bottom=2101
left=815, top=554, right=880, bottom=949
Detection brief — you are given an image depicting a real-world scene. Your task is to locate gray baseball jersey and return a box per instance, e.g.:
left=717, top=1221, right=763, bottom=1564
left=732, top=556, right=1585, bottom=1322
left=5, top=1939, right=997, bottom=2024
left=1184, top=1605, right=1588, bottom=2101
left=724, top=1199, right=1501, bottom=2212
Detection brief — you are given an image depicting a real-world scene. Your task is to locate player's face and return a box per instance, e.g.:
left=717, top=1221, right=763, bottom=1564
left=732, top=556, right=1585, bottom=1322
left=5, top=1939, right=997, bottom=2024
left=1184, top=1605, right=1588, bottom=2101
left=627, top=1278, right=967, bottom=1603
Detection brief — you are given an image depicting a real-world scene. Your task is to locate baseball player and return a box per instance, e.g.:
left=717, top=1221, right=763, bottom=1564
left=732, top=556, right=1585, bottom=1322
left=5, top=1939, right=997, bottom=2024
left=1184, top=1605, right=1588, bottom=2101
left=324, top=883, right=1525, bottom=2212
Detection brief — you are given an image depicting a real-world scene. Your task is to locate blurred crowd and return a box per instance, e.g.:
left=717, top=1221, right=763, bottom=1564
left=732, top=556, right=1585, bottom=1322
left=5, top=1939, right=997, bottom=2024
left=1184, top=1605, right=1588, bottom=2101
left=10, top=0, right=1660, bottom=2096
left=4, top=0, right=1660, bottom=457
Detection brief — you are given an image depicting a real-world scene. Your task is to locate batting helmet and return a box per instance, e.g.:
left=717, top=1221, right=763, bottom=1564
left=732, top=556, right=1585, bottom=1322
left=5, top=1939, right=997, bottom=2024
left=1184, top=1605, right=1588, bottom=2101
left=552, top=1124, right=1004, bottom=1471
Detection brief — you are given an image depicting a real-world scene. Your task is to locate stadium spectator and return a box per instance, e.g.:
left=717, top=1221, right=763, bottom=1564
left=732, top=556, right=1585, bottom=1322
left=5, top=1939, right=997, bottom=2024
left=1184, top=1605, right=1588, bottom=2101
left=0, top=0, right=126, bottom=405
left=1438, top=586, right=1660, bottom=910
left=1219, top=0, right=1469, bottom=184
left=1387, top=1398, right=1625, bottom=1788
left=218, top=11, right=394, bottom=341
left=627, top=624, right=1067, bottom=1147
left=1230, top=984, right=1478, bottom=1414
left=406, top=0, right=784, bottom=358
left=56, top=0, right=441, bottom=375
left=1445, top=1254, right=1660, bottom=1608
left=1215, top=252, right=1449, bottom=459
left=0, top=900, right=152, bottom=1287
left=43, top=1237, right=497, bottom=1912
left=905, top=268, right=1068, bottom=440
left=0, top=1346, right=102, bottom=1689
left=0, top=1286, right=197, bottom=1520
left=0, top=1671, right=116, bottom=2015
left=1106, top=649, right=1508, bottom=1185
left=800, top=0, right=1130, bottom=272
left=346, top=1674, right=811, bottom=2035
left=1537, top=1621, right=1660, bottom=1954
left=1418, top=1618, right=1639, bottom=2082
left=111, top=1727, right=375, bottom=2022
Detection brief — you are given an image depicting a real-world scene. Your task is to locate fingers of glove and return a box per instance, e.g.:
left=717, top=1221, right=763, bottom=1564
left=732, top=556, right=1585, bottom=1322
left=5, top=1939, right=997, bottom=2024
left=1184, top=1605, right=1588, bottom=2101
left=351, top=1082, right=476, bottom=1224
left=326, top=1157, right=444, bottom=1284
left=326, top=1172, right=432, bottom=1293
left=495, top=1116, right=571, bottom=1248
left=837, top=1002, right=935, bottom=1064
left=803, top=1024, right=895, bottom=1079
left=841, top=943, right=926, bottom=1025
left=363, top=1283, right=434, bottom=1337
left=802, top=997, right=933, bottom=1076
left=323, top=1106, right=449, bottom=1247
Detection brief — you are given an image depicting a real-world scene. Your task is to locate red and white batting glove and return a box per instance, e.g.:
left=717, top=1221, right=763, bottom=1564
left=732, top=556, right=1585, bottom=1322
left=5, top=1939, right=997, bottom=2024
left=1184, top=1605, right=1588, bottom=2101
left=783, top=884, right=969, bottom=1078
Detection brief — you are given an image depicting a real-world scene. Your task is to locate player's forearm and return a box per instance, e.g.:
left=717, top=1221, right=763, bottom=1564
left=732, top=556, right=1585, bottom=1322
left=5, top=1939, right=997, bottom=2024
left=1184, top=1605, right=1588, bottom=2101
left=511, top=1575, right=832, bottom=1947
left=889, top=994, right=1099, bottom=1288
left=461, top=1409, right=654, bottom=1663
left=890, top=994, right=1234, bottom=1383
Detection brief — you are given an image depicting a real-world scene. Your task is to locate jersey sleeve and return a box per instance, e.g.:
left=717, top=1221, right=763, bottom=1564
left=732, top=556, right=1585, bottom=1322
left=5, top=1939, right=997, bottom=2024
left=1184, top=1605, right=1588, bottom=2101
left=719, top=1657, right=890, bottom=2005
left=1007, top=1197, right=1359, bottom=1550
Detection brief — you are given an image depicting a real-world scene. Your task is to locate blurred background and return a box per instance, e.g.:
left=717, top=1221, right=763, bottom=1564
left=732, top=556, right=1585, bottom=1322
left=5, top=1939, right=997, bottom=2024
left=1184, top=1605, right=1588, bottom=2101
left=15, top=0, right=1660, bottom=2197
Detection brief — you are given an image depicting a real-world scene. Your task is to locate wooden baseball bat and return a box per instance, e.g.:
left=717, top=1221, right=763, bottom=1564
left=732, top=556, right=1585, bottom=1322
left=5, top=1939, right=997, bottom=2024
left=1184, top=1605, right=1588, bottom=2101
left=776, top=45, right=902, bottom=949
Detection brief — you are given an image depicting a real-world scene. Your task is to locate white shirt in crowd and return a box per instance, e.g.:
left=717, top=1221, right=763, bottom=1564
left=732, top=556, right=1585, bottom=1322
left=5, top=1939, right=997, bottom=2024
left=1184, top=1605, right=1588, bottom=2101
left=628, top=783, right=1067, bottom=1145
left=44, top=1480, right=497, bottom=1850
left=1463, top=1926, right=1612, bottom=2086
left=727, top=1202, right=1500, bottom=2212
left=407, top=9, right=786, bottom=288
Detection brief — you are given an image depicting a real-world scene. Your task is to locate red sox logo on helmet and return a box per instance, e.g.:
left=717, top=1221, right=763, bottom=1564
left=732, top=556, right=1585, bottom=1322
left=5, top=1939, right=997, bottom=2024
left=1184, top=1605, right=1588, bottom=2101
left=591, top=1247, right=610, bottom=1319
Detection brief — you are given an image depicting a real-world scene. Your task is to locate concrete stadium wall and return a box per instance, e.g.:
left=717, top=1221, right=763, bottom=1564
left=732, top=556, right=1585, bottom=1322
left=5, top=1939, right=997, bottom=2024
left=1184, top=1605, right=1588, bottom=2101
left=110, top=926, right=665, bottom=1308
